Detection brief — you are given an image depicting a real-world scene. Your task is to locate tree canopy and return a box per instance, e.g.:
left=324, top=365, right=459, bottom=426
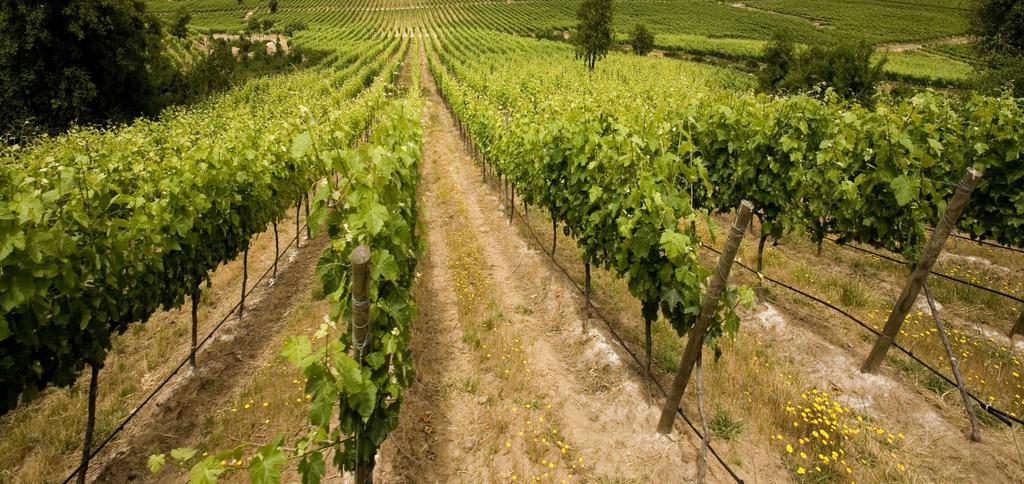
left=574, top=0, right=612, bottom=71
left=0, top=0, right=168, bottom=136
left=631, top=23, right=654, bottom=56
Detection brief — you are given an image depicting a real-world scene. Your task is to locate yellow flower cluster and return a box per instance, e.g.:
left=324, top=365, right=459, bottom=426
left=505, top=399, right=583, bottom=483
left=775, top=387, right=906, bottom=481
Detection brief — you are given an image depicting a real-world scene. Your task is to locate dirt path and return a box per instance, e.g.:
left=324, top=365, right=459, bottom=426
left=377, top=45, right=737, bottom=483
left=91, top=230, right=328, bottom=483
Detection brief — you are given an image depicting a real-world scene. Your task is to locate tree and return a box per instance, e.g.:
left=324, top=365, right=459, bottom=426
left=284, top=20, right=307, bottom=37
left=269, top=0, right=278, bottom=14
left=631, top=23, right=654, bottom=56
left=758, top=35, right=884, bottom=103
left=171, top=7, right=192, bottom=39
left=574, top=0, right=612, bottom=71
left=756, top=32, right=796, bottom=90
left=0, top=0, right=168, bottom=135
left=972, top=0, right=1024, bottom=93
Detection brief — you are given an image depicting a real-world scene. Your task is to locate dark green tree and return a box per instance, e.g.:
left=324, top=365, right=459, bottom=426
left=269, top=0, right=279, bottom=14
left=759, top=36, right=884, bottom=104
left=171, top=7, right=192, bottom=39
left=972, top=0, right=1024, bottom=93
left=574, top=0, right=613, bottom=71
left=756, top=32, right=796, bottom=90
left=284, top=21, right=307, bottom=37
left=0, top=0, right=168, bottom=135
left=630, top=23, right=654, bottom=56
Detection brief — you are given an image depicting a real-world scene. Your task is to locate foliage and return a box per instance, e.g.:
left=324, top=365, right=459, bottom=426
left=429, top=32, right=753, bottom=342
left=757, top=32, right=796, bottom=91
left=972, top=0, right=1024, bottom=94
left=573, top=0, right=613, bottom=71
left=171, top=7, right=192, bottom=39
left=0, top=36, right=403, bottom=416
left=284, top=21, right=308, bottom=37
left=0, top=0, right=169, bottom=135
left=630, top=23, right=655, bottom=56
left=269, top=0, right=279, bottom=14
left=246, top=14, right=276, bottom=33
left=973, top=0, right=1024, bottom=54
left=759, top=36, right=885, bottom=103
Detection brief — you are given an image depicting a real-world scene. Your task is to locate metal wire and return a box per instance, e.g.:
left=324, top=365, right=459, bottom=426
left=63, top=220, right=310, bottom=484
left=702, top=242, right=1023, bottom=428
left=508, top=193, right=746, bottom=484
left=823, top=237, right=1024, bottom=304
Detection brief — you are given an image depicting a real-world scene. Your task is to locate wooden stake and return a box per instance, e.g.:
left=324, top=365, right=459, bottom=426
left=657, top=200, right=753, bottom=434
left=861, top=168, right=982, bottom=373
left=350, top=245, right=373, bottom=484
left=924, top=283, right=982, bottom=441
left=77, top=364, right=99, bottom=484
left=240, top=249, right=249, bottom=321
left=696, top=354, right=709, bottom=484
left=509, top=186, right=515, bottom=224
left=351, top=245, right=372, bottom=356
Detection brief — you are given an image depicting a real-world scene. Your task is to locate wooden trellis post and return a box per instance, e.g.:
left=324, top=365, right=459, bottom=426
left=861, top=168, right=982, bottom=374
left=350, top=245, right=373, bottom=484
left=657, top=200, right=753, bottom=434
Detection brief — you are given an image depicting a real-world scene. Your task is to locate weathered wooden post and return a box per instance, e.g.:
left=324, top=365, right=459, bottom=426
left=351, top=245, right=372, bottom=356
left=350, top=245, right=374, bottom=484
left=924, top=283, right=981, bottom=441
left=861, top=168, right=981, bottom=373
left=657, top=200, right=753, bottom=434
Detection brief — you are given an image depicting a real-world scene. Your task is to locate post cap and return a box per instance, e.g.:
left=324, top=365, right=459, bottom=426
left=351, top=245, right=371, bottom=264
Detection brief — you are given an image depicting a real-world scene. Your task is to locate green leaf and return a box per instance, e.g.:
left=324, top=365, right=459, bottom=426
left=299, top=451, right=326, bottom=484
left=281, top=336, right=315, bottom=369
left=171, top=447, right=198, bottom=462
left=148, top=454, right=166, bottom=474
left=292, top=132, right=313, bottom=159
left=372, top=250, right=399, bottom=282
left=189, top=457, right=225, bottom=484
left=248, top=434, right=287, bottom=484
left=889, top=175, right=920, bottom=206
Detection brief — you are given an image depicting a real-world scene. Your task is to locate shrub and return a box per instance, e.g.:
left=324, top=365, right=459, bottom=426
left=759, top=34, right=885, bottom=104
left=631, top=24, right=654, bottom=56
left=171, top=7, right=192, bottom=39
left=284, top=21, right=307, bottom=37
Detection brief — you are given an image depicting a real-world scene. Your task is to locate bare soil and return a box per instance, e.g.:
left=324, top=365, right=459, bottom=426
left=92, top=229, right=328, bottom=483
left=375, top=46, right=747, bottom=483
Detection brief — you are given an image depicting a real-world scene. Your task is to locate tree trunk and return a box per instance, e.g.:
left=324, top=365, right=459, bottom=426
left=77, top=364, right=100, bottom=484
left=645, top=319, right=653, bottom=375
left=240, top=249, right=249, bottom=321
left=190, top=285, right=199, bottom=370
left=272, top=221, right=279, bottom=279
